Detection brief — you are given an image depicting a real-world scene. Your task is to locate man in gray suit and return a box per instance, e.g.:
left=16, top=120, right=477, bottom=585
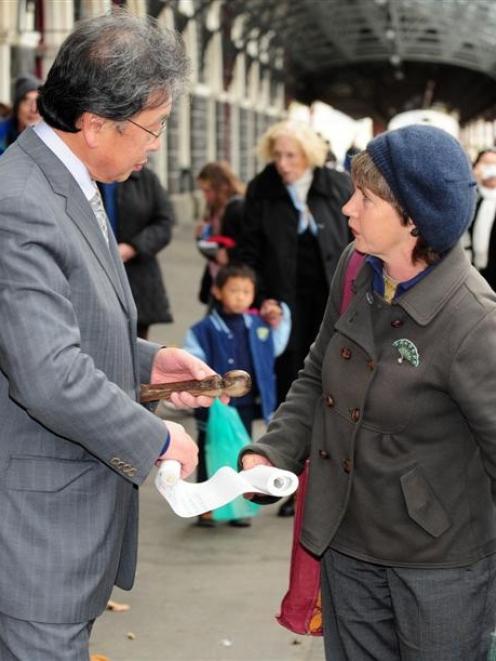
left=0, top=12, right=221, bottom=660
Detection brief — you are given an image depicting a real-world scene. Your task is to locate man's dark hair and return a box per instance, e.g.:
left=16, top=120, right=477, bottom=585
left=214, top=264, right=257, bottom=290
left=37, top=10, right=189, bottom=132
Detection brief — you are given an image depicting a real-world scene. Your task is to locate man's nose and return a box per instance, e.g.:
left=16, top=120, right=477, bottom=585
left=147, top=136, right=161, bottom=152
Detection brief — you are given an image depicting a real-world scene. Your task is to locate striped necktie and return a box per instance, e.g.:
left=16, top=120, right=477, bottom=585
left=89, top=188, right=110, bottom=245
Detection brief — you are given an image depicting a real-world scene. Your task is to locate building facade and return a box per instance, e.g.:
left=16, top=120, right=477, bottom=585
left=0, top=0, right=286, bottom=217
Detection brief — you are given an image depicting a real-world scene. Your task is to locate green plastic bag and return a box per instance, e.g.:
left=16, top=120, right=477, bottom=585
left=205, top=399, right=260, bottom=521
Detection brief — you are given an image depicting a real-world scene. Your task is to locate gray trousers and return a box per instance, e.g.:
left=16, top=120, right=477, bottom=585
left=0, top=613, right=94, bottom=661
left=321, top=548, right=496, bottom=661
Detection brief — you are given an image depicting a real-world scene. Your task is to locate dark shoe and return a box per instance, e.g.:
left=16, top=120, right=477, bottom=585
left=195, top=513, right=215, bottom=528
left=277, top=496, right=295, bottom=517
left=228, top=518, right=252, bottom=527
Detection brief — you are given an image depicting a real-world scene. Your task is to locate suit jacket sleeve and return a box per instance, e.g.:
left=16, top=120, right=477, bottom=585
left=0, top=192, right=166, bottom=485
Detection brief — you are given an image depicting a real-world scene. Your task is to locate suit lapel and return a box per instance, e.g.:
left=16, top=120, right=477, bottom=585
left=18, top=129, right=131, bottom=313
left=64, top=190, right=129, bottom=311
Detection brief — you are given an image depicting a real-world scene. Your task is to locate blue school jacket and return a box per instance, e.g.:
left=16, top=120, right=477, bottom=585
left=184, top=306, right=290, bottom=422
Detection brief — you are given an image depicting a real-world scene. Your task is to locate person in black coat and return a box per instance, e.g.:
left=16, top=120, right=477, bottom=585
left=239, top=120, right=352, bottom=405
left=465, top=147, right=496, bottom=290
left=99, top=166, right=175, bottom=339
left=238, top=121, right=352, bottom=517
left=195, top=161, right=245, bottom=304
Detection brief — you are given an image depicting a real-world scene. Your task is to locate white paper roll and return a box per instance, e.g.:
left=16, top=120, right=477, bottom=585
left=158, top=459, right=181, bottom=487
left=155, top=462, right=299, bottom=518
left=242, top=465, right=298, bottom=497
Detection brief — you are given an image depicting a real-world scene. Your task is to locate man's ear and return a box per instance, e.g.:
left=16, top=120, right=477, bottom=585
left=78, top=112, right=108, bottom=148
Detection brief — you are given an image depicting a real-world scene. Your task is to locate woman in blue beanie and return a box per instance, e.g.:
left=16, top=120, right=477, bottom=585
left=241, top=124, right=496, bottom=660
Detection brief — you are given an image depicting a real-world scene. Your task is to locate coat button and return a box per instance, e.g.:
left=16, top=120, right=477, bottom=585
left=343, top=458, right=352, bottom=474
left=391, top=319, right=404, bottom=328
left=325, top=394, right=335, bottom=407
left=340, top=347, right=352, bottom=360
left=350, top=407, right=360, bottom=422
left=319, top=449, right=330, bottom=459
left=367, top=360, right=375, bottom=370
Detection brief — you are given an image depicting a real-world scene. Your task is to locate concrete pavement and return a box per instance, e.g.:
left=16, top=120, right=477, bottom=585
left=89, top=222, right=325, bottom=661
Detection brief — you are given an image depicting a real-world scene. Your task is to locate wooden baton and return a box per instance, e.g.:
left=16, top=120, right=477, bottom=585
left=139, top=369, right=252, bottom=403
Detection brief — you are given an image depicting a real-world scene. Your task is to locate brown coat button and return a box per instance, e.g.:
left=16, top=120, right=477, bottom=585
left=340, top=347, right=352, bottom=359
left=350, top=407, right=360, bottom=422
left=391, top=319, right=404, bottom=328
left=319, top=449, right=329, bottom=459
left=343, top=458, right=352, bottom=473
left=325, top=394, right=335, bottom=407
left=367, top=360, right=375, bottom=370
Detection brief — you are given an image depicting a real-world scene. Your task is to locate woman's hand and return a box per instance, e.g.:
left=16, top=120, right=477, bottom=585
left=260, top=299, right=283, bottom=328
left=215, top=246, right=229, bottom=265
left=118, top=242, right=137, bottom=263
left=241, top=453, right=274, bottom=470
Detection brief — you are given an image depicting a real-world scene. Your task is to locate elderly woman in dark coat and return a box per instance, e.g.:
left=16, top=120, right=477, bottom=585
left=241, top=125, right=496, bottom=660
left=100, top=166, right=175, bottom=339
left=238, top=120, right=352, bottom=516
left=238, top=120, right=352, bottom=406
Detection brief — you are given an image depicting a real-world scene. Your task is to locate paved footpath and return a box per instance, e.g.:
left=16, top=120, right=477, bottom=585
left=89, top=222, right=325, bottom=661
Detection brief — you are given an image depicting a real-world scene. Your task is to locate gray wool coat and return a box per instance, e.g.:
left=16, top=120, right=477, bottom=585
left=243, top=241, right=496, bottom=568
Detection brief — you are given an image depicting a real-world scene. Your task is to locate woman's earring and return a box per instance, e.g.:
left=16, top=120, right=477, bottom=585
left=410, top=227, right=420, bottom=237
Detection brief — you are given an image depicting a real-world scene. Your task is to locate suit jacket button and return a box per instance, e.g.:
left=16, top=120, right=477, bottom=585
left=350, top=408, right=360, bottom=422
left=340, top=347, right=352, bottom=360
left=343, top=458, right=352, bottom=474
left=391, top=319, right=404, bottom=328
left=325, top=394, right=335, bottom=407
left=319, top=449, right=329, bottom=459
left=128, top=468, right=137, bottom=477
left=111, top=457, right=120, bottom=466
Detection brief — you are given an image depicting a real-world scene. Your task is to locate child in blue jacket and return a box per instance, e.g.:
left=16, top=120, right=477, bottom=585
left=183, top=263, right=291, bottom=526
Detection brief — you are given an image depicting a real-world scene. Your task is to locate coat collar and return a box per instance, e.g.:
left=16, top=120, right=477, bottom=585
left=210, top=308, right=253, bottom=333
left=251, top=163, right=332, bottom=200
left=17, top=128, right=130, bottom=312
left=353, top=242, right=472, bottom=327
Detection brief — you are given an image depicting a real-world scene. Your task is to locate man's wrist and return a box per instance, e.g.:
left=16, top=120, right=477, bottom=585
left=158, top=431, right=170, bottom=460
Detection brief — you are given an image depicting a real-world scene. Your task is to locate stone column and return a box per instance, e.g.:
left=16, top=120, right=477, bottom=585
left=41, top=0, right=75, bottom=76
left=0, top=0, right=17, bottom=103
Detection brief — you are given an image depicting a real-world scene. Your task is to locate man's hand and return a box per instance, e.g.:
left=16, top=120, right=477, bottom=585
left=151, top=347, right=230, bottom=408
left=242, top=453, right=274, bottom=470
left=158, top=421, right=198, bottom=479
left=260, top=299, right=283, bottom=328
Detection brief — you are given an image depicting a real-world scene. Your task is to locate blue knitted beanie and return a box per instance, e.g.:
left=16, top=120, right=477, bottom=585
left=367, top=125, right=476, bottom=252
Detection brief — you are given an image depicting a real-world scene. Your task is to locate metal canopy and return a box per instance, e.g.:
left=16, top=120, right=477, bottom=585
left=226, top=0, right=496, bottom=125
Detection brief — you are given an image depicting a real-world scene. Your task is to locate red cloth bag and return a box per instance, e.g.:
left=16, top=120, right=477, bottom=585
left=276, top=250, right=365, bottom=636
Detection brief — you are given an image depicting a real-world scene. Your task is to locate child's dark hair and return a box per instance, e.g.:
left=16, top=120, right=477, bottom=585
left=214, top=264, right=256, bottom=289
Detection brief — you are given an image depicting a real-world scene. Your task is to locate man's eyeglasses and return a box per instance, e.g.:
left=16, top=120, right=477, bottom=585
left=127, top=117, right=167, bottom=139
